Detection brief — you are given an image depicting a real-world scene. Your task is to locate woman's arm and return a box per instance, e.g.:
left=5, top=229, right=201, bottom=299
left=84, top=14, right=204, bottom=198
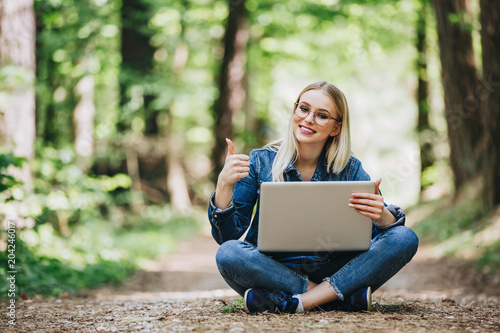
left=208, top=140, right=259, bottom=244
left=214, top=138, right=250, bottom=209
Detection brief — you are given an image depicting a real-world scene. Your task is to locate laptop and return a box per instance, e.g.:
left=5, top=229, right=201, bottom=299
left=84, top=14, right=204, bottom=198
left=257, top=181, right=375, bottom=255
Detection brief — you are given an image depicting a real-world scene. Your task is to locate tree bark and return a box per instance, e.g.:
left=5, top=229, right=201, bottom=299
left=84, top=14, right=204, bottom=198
left=163, top=1, right=192, bottom=214
left=212, top=0, right=248, bottom=179
left=74, top=75, right=95, bottom=168
left=165, top=120, right=192, bottom=214
left=416, top=0, right=436, bottom=194
left=433, top=0, right=483, bottom=191
left=0, top=0, right=36, bottom=160
left=126, top=148, right=144, bottom=213
left=0, top=0, right=36, bottom=228
left=479, top=0, right=500, bottom=209
left=119, top=0, right=155, bottom=132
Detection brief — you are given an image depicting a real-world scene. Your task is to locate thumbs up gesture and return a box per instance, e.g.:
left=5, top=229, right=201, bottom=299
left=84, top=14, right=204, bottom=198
left=214, top=139, right=250, bottom=209
left=218, top=138, right=250, bottom=186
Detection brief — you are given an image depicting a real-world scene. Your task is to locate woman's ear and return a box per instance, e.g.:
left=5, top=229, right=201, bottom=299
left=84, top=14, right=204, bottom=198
left=330, top=122, right=342, bottom=137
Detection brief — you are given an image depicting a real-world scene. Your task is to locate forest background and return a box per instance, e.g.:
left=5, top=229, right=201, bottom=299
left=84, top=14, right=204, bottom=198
left=0, top=0, right=499, bottom=299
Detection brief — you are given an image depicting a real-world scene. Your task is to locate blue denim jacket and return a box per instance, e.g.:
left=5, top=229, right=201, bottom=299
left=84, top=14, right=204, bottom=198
left=208, top=145, right=405, bottom=246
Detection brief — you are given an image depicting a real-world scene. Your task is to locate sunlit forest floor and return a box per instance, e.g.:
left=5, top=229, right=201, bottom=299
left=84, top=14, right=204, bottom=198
left=3, top=227, right=499, bottom=332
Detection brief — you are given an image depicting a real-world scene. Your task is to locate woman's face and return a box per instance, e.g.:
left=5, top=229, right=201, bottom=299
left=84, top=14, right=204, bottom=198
left=292, top=89, right=342, bottom=148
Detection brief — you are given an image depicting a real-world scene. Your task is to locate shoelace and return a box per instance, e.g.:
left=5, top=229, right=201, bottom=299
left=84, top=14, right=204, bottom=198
left=269, top=291, right=290, bottom=302
left=269, top=291, right=294, bottom=312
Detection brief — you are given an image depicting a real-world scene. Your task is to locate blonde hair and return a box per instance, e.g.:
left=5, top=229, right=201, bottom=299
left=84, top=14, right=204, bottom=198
left=267, top=81, right=351, bottom=182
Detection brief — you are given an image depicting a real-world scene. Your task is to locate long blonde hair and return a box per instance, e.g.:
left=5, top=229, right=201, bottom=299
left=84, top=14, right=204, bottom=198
left=267, top=81, right=351, bottom=182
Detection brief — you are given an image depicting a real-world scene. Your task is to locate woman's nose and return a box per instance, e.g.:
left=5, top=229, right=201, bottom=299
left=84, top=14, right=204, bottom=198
left=305, top=111, right=315, bottom=123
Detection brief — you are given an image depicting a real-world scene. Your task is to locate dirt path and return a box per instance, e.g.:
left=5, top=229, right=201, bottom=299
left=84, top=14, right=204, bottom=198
left=2, top=229, right=499, bottom=332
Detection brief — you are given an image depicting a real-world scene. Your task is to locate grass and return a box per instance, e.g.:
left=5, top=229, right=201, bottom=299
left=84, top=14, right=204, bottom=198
left=0, top=210, right=202, bottom=300
left=411, top=195, right=484, bottom=244
left=476, top=238, right=500, bottom=274
left=410, top=185, right=500, bottom=275
left=220, top=298, right=245, bottom=313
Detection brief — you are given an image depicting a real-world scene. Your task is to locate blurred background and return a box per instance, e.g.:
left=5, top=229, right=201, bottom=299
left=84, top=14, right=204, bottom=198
left=0, top=0, right=499, bottom=299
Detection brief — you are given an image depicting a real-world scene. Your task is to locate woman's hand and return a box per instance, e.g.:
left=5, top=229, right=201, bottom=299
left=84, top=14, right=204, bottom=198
left=349, top=179, right=396, bottom=226
left=218, top=138, right=250, bottom=186
left=214, top=138, right=250, bottom=209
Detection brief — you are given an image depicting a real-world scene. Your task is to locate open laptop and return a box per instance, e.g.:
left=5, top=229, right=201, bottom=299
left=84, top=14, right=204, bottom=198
left=257, top=181, right=375, bottom=255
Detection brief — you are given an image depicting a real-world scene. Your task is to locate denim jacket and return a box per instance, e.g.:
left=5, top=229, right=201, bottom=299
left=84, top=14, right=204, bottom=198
left=208, top=145, right=405, bottom=246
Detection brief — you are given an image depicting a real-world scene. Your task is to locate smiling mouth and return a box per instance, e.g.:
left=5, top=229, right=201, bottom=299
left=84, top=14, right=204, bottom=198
left=300, top=125, right=317, bottom=134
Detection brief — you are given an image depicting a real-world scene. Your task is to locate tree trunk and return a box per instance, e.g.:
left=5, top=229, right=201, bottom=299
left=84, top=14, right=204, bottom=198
left=165, top=119, right=192, bottom=214
left=433, top=0, right=483, bottom=191
left=416, top=0, right=436, bottom=194
left=165, top=45, right=193, bottom=213
left=74, top=75, right=95, bottom=168
left=0, top=0, right=36, bottom=229
left=119, top=0, right=155, bottom=132
left=212, top=0, right=248, bottom=179
left=479, top=0, right=500, bottom=209
left=126, top=148, right=144, bottom=213
left=0, top=0, right=36, bottom=160
left=163, top=1, right=192, bottom=214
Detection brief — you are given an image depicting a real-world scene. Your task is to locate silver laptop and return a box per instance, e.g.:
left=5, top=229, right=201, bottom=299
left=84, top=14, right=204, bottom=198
left=257, top=181, right=375, bottom=254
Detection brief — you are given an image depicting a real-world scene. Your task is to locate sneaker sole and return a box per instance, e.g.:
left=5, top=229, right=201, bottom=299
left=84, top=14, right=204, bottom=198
left=243, top=289, right=252, bottom=313
left=366, top=286, right=372, bottom=312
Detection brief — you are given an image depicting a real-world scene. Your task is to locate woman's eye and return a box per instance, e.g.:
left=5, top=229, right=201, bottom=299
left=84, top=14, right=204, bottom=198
left=299, top=106, right=309, bottom=113
left=317, top=112, right=329, bottom=119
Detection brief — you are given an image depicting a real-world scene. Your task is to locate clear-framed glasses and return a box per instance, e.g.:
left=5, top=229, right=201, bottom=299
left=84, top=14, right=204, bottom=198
left=294, top=102, right=342, bottom=126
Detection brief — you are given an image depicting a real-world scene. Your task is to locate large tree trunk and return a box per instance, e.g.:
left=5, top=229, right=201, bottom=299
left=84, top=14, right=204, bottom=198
left=433, top=0, right=483, bottom=191
left=0, top=0, right=36, bottom=228
left=416, top=0, right=436, bottom=194
left=119, top=0, right=155, bottom=133
left=212, top=0, right=248, bottom=179
left=119, top=0, right=155, bottom=211
left=164, top=1, right=192, bottom=214
left=479, top=0, right=500, bottom=209
left=0, top=0, right=36, bottom=160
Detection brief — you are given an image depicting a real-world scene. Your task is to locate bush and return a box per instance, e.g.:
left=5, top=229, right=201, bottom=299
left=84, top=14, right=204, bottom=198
left=0, top=212, right=201, bottom=300
left=0, top=148, right=202, bottom=300
left=0, top=233, right=135, bottom=298
left=412, top=195, right=484, bottom=244
left=411, top=189, right=500, bottom=275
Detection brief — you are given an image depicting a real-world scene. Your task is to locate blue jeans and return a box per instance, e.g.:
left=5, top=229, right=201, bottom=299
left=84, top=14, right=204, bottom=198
left=216, top=226, right=418, bottom=301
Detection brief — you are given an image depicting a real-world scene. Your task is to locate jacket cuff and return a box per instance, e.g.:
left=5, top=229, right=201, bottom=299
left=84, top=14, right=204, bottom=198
left=208, top=192, right=235, bottom=221
left=373, top=204, right=405, bottom=230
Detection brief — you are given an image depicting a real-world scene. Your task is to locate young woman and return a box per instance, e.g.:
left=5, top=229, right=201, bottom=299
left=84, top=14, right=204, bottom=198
left=208, top=81, right=418, bottom=313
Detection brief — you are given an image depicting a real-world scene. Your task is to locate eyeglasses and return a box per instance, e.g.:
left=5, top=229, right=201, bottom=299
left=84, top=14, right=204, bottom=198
left=294, top=103, right=342, bottom=126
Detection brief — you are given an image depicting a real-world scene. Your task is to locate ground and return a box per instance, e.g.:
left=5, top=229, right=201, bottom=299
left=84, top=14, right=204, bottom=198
left=1, top=228, right=499, bottom=332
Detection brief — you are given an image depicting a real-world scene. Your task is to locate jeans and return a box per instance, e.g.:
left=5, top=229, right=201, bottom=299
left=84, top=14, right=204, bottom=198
left=215, top=225, right=419, bottom=301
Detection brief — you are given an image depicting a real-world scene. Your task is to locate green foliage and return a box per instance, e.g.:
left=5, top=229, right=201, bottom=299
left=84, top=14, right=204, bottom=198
left=1, top=146, right=130, bottom=236
left=0, top=232, right=135, bottom=298
left=0, top=146, right=201, bottom=300
left=35, top=0, right=121, bottom=145
left=0, top=153, right=26, bottom=194
left=0, top=64, right=34, bottom=114
left=0, top=212, right=200, bottom=300
left=31, top=0, right=424, bottom=208
left=420, top=165, right=440, bottom=190
left=412, top=196, right=484, bottom=244
left=411, top=191, right=500, bottom=275
left=220, top=298, right=245, bottom=313
left=477, top=240, right=500, bottom=275
left=0, top=64, right=34, bottom=89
